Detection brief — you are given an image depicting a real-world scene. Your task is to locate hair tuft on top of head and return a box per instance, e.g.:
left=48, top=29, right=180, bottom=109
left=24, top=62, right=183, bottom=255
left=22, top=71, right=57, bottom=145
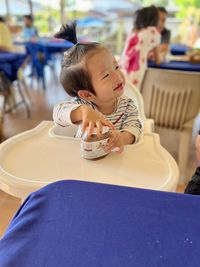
left=54, top=21, right=77, bottom=44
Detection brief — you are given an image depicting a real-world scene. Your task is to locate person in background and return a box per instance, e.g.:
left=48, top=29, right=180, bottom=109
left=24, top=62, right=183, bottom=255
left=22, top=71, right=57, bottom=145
left=184, top=131, right=200, bottom=195
left=158, top=7, right=171, bottom=56
left=23, top=15, right=38, bottom=41
left=120, top=5, right=161, bottom=90
left=0, top=17, right=14, bottom=52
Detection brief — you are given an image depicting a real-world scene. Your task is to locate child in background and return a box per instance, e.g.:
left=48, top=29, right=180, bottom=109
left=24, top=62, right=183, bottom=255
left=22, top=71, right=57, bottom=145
left=23, top=15, right=38, bottom=41
left=53, top=23, right=143, bottom=153
left=120, top=5, right=161, bottom=90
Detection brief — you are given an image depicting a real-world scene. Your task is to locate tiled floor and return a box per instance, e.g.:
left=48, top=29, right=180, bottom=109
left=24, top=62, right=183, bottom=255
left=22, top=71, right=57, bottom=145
left=0, top=71, right=199, bottom=238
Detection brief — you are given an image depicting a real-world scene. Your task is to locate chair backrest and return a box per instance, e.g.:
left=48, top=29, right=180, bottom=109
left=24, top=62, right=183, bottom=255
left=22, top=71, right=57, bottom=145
left=141, top=68, right=200, bottom=130
left=125, top=80, right=146, bottom=122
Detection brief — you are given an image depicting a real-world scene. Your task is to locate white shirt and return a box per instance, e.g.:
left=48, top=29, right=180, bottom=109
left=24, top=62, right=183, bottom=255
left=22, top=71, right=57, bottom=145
left=53, top=95, right=143, bottom=143
left=121, top=26, right=161, bottom=90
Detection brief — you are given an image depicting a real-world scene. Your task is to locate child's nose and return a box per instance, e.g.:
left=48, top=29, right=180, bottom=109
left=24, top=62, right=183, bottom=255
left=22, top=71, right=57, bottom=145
left=112, top=71, right=121, bottom=83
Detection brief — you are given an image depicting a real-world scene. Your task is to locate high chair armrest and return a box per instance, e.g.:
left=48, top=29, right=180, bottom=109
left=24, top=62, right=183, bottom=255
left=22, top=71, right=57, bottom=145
left=144, top=119, right=154, bottom=133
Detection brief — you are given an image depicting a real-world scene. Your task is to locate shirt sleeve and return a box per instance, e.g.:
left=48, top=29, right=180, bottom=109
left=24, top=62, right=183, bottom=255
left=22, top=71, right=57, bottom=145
left=53, top=98, right=92, bottom=127
left=120, top=98, right=143, bottom=143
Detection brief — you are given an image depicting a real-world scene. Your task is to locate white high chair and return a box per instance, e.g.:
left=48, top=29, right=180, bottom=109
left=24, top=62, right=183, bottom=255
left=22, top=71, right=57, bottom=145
left=0, top=120, right=179, bottom=201
left=124, top=81, right=154, bottom=133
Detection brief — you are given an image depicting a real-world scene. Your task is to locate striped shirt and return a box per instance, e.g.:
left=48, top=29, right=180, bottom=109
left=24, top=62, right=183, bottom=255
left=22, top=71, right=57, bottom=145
left=53, top=95, right=143, bottom=143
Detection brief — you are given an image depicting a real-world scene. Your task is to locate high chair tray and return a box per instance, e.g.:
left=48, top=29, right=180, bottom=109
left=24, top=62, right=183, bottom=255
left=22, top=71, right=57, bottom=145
left=0, top=121, right=179, bottom=199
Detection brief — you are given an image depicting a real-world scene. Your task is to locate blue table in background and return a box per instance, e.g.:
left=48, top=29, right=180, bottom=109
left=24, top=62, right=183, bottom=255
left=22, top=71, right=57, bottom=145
left=0, top=52, right=30, bottom=118
left=0, top=52, right=26, bottom=81
left=1, top=180, right=200, bottom=267
left=148, top=60, right=200, bottom=72
left=170, top=44, right=190, bottom=56
left=15, top=39, right=73, bottom=61
left=14, top=40, right=73, bottom=89
left=33, top=40, right=73, bottom=62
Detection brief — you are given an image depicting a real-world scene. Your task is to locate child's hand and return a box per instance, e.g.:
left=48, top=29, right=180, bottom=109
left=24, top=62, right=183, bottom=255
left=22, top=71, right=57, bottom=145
left=105, top=130, right=135, bottom=153
left=104, top=131, right=125, bottom=153
left=81, top=105, right=114, bottom=137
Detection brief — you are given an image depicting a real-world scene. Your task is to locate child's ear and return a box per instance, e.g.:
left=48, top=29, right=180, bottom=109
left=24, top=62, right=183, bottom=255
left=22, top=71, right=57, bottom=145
left=78, top=90, right=94, bottom=101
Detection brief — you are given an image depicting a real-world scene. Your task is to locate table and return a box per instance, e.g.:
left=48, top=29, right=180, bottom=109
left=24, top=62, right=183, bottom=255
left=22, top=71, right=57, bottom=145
left=0, top=180, right=200, bottom=267
left=0, top=52, right=30, bottom=118
left=14, top=40, right=73, bottom=89
left=0, top=52, right=26, bottom=81
left=170, top=44, right=190, bottom=56
left=38, top=40, right=73, bottom=55
left=26, top=39, right=73, bottom=63
left=15, top=39, right=73, bottom=60
left=148, top=60, right=200, bottom=72
left=0, top=121, right=179, bottom=200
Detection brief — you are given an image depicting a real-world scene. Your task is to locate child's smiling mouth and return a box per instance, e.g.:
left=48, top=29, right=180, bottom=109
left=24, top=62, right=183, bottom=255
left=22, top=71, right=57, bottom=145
left=114, top=82, right=123, bottom=91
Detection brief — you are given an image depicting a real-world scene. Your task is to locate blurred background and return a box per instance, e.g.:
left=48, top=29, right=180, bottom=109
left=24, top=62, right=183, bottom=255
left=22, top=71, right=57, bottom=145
left=0, top=0, right=200, bottom=54
left=0, top=0, right=199, bottom=172
left=0, top=0, right=200, bottom=236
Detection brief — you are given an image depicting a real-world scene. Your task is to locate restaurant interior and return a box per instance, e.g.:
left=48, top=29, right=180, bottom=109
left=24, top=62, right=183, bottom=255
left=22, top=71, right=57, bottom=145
left=0, top=1, right=200, bottom=266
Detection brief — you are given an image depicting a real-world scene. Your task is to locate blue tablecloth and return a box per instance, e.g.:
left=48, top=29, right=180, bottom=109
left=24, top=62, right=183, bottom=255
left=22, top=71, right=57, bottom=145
left=170, top=44, right=190, bottom=56
left=17, top=40, right=73, bottom=89
left=39, top=40, right=73, bottom=54
left=15, top=40, right=73, bottom=63
left=148, top=60, right=200, bottom=72
left=0, top=52, right=26, bottom=81
left=1, top=180, right=200, bottom=267
left=33, top=40, right=73, bottom=63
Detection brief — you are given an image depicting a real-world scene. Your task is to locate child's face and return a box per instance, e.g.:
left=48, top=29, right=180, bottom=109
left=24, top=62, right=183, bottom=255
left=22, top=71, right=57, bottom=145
left=24, top=18, right=32, bottom=27
left=86, top=48, right=125, bottom=105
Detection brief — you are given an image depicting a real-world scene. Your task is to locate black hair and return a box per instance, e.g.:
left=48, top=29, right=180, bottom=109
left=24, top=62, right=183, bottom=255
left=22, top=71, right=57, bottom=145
left=158, top=7, right=168, bottom=14
left=24, top=15, right=34, bottom=22
left=0, top=17, right=5, bottom=23
left=134, top=5, right=159, bottom=31
left=54, top=21, right=102, bottom=97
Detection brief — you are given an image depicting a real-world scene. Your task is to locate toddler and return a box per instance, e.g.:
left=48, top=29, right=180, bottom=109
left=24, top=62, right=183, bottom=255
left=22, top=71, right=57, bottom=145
left=53, top=22, right=143, bottom=153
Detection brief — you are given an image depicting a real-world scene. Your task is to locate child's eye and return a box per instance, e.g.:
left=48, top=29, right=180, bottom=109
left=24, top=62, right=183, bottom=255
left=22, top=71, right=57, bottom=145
left=102, top=73, right=109, bottom=79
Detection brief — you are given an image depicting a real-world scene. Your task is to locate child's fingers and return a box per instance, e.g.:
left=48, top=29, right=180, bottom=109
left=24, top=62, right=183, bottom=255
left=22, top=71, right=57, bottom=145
left=81, top=121, right=88, bottom=135
left=111, top=147, right=124, bottom=153
left=101, top=118, right=115, bottom=130
left=105, top=134, right=118, bottom=152
left=95, top=121, right=103, bottom=138
left=87, top=121, right=95, bottom=137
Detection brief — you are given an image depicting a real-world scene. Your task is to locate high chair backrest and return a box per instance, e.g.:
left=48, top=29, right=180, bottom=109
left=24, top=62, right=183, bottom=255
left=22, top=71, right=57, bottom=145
left=125, top=80, right=146, bottom=122
left=141, top=68, right=200, bottom=130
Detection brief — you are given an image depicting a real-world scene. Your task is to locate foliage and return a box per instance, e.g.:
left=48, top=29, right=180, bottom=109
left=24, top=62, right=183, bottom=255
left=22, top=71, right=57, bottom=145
left=175, top=0, right=200, bottom=19
left=138, top=0, right=168, bottom=6
left=34, top=8, right=87, bottom=34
